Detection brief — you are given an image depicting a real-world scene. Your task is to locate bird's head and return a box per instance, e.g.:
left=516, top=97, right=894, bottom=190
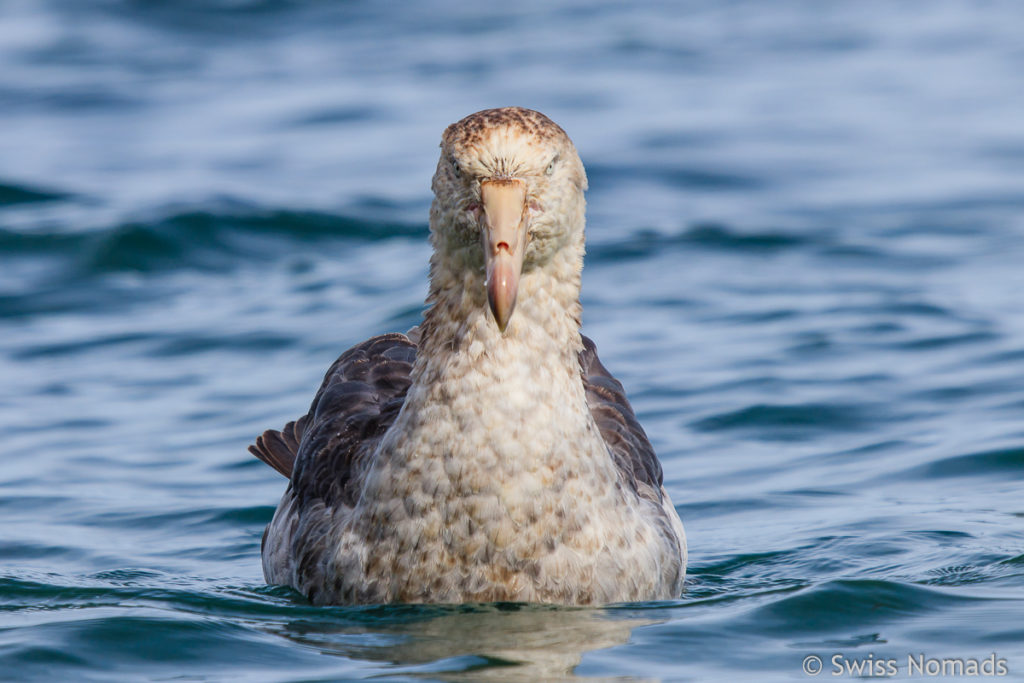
left=429, top=107, right=588, bottom=332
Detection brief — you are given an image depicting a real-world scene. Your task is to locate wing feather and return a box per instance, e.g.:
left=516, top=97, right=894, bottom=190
left=249, top=333, right=416, bottom=507
left=579, top=335, right=664, bottom=503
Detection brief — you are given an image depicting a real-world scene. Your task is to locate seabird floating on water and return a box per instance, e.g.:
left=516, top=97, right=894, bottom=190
left=250, top=107, right=686, bottom=605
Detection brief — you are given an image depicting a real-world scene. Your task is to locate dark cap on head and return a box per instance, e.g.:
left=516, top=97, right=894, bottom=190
left=442, top=107, right=570, bottom=149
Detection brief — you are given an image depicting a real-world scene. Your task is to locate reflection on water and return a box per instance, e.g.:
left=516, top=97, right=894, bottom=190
left=273, top=604, right=657, bottom=682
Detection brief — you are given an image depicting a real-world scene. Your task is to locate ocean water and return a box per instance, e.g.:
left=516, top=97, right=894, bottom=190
left=2, top=1, right=1024, bottom=680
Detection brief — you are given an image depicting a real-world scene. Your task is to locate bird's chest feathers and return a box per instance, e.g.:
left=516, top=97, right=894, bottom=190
left=363, top=348, right=616, bottom=533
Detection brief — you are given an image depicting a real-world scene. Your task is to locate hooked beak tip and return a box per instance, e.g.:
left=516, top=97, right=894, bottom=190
left=480, top=179, right=528, bottom=333
left=487, top=253, right=517, bottom=332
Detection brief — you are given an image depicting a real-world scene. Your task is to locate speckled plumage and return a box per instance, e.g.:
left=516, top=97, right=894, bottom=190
left=251, top=107, right=686, bottom=605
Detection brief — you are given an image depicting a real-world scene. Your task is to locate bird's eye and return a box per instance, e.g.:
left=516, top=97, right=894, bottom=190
left=545, top=157, right=558, bottom=176
left=450, top=157, right=462, bottom=177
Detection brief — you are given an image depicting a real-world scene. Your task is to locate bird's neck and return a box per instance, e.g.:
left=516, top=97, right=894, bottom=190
left=415, top=242, right=585, bottom=389
left=388, top=235, right=591, bottom=462
left=372, top=240, right=603, bottom=496
left=365, top=233, right=611, bottom=509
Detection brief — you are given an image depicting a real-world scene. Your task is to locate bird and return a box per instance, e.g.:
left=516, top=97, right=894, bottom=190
left=250, top=106, right=686, bottom=605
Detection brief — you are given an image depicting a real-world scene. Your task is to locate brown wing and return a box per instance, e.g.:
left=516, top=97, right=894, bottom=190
left=579, top=335, right=664, bottom=504
left=249, top=416, right=307, bottom=478
left=248, top=333, right=417, bottom=507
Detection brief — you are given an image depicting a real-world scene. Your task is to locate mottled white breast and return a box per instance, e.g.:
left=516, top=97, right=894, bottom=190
left=270, top=305, right=685, bottom=605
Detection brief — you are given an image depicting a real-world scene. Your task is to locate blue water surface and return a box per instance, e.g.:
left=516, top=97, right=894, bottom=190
left=2, top=1, right=1023, bottom=681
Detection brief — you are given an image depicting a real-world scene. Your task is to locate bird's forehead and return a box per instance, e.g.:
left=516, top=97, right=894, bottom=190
left=442, top=107, right=568, bottom=157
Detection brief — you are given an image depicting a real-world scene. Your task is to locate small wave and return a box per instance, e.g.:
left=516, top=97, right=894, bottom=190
left=0, top=180, right=70, bottom=206
left=0, top=573, right=296, bottom=619
left=588, top=223, right=812, bottom=262
left=691, top=402, right=873, bottom=439
left=894, top=331, right=998, bottom=351
left=84, top=208, right=426, bottom=273
left=685, top=224, right=809, bottom=250
left=284, top=104, right=384, bottom=128
left=824, top=300, right=954, bottom=319
left=744, top=579, right=978, bottom=634
left=12, top=331, right=153, bottom=361
left=907, top=447, right=1024, bottom=481
left=84, top=506, right=276, bottom=532
left=0, top=205, right=427, bottom=277
left=588, top=162, right=764, bottom=191
left=149, top=332, right=298, bottom=358
left=0, top=540, right=89, bottom=563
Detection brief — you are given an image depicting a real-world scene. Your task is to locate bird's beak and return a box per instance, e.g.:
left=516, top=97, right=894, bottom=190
left=480, top=179, right=528, bottom=332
